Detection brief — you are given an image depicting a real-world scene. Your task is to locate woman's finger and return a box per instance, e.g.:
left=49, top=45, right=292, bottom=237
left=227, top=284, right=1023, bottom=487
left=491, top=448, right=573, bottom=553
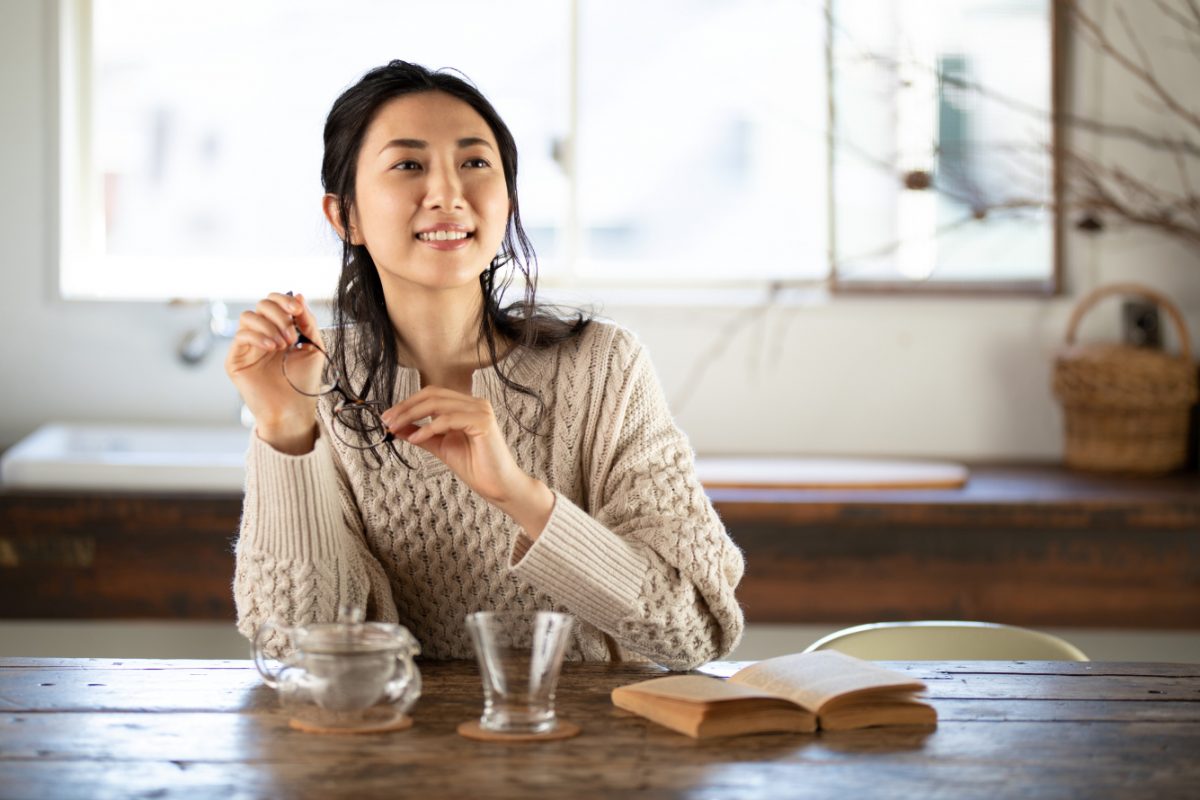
left=289, top=293, right=323, bottom=345
left=404, top=411, right=490, bottom=444
left=256, top=297, right=299, bottom=343
left=238, top=310, right=290, bottom=348
left=386, top=384, right=476, bottom=415
left=230, top=328, right=284, bottom=354
left=384, top=395, right=490, bottom=431
left=386, top=385, right=485, bottom=415
left=268, top=291, right=324, bottom=347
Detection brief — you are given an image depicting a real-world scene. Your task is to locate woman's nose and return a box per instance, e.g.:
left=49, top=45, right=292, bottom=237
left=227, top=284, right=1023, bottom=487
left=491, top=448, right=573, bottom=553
left=422, top=162, right=465, bottom=210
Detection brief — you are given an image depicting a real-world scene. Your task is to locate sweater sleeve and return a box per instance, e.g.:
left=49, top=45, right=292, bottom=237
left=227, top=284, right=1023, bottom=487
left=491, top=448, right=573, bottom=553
left=510, top=332, right=745, bottom=670
left=233, top=424, right=399, bottom=657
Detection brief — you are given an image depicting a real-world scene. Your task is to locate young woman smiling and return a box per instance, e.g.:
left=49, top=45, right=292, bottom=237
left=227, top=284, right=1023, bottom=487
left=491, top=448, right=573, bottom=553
left=226, top=61, right=743, bottom=670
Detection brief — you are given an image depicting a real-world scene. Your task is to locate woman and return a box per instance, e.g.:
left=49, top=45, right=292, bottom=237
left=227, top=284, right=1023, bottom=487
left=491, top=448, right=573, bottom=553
left=227, top=60, right=743, bottom=670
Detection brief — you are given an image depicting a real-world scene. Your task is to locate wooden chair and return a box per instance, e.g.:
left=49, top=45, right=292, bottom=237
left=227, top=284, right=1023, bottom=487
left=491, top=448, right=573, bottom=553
left=803, top=621, right=1089, bottom=661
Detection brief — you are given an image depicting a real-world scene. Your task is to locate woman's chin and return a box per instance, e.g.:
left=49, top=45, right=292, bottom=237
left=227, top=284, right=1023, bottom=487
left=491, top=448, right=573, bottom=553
left=378, top=267, right=487, bottom=296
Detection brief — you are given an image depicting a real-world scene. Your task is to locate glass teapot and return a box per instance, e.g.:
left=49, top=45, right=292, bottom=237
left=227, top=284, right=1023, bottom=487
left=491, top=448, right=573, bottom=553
left=253, top=606, right=421, bottom=731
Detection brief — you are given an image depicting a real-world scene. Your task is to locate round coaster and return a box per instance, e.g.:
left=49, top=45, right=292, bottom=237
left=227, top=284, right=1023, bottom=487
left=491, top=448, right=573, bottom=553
left=289, top=710, right=414, bottom=735
left=456, top=719, right=581, bottom=742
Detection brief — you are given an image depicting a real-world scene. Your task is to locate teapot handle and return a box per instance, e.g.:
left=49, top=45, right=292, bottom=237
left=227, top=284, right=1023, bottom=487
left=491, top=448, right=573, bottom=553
left=253, top=620, right=286, bottom=689
left=386, top=652, right=422, bottom=715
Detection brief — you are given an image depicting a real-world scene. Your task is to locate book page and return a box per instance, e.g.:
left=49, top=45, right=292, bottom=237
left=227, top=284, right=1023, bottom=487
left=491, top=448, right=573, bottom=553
left=614, top=674, right=783, bottom=704
left=818, top=697, right=938, bottom=730
left=612, top=675, right=817, bottom=737
left=728, top=651, right=926, bottom=713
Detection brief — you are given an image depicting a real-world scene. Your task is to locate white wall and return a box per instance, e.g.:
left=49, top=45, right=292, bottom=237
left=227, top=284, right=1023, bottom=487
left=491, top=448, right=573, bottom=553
left=1, top=0, right=1196, bottom=458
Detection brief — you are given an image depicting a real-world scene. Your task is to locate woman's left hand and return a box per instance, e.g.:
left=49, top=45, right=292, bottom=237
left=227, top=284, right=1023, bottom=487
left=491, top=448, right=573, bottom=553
left=380, top=387, right=555, bottom=536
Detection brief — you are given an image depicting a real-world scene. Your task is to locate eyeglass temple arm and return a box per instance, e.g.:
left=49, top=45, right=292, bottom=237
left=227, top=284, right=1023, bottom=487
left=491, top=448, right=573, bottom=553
left=284, top=291, right=393, bottom=443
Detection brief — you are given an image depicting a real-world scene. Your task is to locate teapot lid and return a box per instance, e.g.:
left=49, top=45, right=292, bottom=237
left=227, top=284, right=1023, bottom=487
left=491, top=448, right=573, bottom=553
left=292, top=606, right=420, bottom=656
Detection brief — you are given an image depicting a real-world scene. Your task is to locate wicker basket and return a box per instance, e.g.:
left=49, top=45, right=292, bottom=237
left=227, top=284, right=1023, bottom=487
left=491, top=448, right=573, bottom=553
left=1052, top=283, right=1198, bottom=474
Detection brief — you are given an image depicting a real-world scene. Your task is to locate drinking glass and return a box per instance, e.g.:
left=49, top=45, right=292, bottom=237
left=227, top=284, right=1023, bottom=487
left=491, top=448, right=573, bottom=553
left=465, top=611, right=574, bottom=735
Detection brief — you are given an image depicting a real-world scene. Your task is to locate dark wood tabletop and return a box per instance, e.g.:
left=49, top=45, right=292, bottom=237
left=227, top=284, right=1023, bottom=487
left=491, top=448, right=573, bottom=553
left=1, top=658, right=1198, bottom=799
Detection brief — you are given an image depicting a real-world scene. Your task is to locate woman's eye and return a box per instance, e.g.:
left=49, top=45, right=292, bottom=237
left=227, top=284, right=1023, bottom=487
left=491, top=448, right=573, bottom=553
left=463, top=157, right=491, bottom=169
left=393, top=160, right=422, bottom=171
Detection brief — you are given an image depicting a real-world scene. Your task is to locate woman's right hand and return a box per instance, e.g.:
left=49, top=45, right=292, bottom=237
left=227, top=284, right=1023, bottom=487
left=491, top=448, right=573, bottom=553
left=225, top=292, right=322, bottom=455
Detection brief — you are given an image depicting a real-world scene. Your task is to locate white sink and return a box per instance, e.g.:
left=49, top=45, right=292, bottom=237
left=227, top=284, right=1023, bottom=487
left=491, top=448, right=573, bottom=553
left=0, top=423, right=969, bottom=494
left=0, top=423, right=250, bottom=492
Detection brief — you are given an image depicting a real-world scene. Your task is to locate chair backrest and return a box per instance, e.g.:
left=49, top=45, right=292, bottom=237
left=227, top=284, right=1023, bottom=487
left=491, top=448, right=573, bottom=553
left=803, top=621, right=1089, bottom=661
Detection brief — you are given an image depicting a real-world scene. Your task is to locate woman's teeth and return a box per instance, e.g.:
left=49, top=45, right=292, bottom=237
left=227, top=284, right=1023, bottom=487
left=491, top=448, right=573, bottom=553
left=417, top=230, right=471, bottom=241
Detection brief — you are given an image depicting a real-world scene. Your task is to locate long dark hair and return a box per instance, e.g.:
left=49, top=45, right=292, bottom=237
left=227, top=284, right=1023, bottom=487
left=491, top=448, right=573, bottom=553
left=321, top=60, right=588, bottom=447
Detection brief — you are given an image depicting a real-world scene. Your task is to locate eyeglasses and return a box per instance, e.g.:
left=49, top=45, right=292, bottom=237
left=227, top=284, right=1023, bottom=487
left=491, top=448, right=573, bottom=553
left=282, top=332, right=395, bottom=451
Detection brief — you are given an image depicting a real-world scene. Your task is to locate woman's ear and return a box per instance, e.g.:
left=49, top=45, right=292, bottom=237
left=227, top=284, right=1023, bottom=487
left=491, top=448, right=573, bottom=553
left=322, top=194, right=361, bottom=245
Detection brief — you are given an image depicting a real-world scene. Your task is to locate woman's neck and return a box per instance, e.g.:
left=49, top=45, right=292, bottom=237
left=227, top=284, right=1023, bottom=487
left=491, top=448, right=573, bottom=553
left=382, top=282, right=492, bottom=393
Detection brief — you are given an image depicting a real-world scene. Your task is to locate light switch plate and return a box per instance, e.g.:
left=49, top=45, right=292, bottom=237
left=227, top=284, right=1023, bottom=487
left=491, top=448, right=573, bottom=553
left=1122, top=300, right=1162, bottom=348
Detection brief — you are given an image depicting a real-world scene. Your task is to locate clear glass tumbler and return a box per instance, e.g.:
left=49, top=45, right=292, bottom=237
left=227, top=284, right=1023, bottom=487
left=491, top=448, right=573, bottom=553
left=465, top=610, right=574, bottom=734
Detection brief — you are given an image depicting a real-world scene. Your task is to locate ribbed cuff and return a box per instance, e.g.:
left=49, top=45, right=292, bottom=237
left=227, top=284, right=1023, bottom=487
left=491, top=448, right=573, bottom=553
left=510, top=492, right=649, bottom=629
left=241, top=428, right=344, bottom=560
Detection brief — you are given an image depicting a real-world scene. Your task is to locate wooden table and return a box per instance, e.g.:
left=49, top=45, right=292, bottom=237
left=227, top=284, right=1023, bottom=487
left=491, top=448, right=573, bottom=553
left=1, top=659, right=1197, bottom=799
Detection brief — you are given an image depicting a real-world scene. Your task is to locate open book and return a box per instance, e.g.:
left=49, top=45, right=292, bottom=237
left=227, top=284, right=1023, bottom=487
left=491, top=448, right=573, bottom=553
left=611, top=650, right=937, bottom=738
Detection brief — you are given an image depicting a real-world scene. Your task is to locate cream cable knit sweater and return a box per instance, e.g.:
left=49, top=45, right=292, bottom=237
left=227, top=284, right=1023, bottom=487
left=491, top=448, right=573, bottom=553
left=234, top=320, right=744, bottom=670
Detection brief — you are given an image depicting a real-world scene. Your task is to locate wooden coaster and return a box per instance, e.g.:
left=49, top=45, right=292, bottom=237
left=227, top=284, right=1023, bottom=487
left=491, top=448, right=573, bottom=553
left=289, top=711, right=414, bottom=735
left=456, top=719, right=580, bottom=742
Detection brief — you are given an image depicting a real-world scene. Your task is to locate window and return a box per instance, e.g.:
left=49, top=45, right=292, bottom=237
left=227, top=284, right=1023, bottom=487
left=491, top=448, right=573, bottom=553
left=56, top=0, right=1057, bottom=301
left=572, top=0, right=828, bottom=285
left=830, top=0, right=1058, bottom=291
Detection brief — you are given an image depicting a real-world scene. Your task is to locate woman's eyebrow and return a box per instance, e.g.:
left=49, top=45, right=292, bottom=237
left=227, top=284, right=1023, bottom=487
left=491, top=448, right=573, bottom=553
left=457, top=137, right=495, bottom=151
left=379, top=138, right=426, bottom=154
left=377, top=137, right=495, bottom=155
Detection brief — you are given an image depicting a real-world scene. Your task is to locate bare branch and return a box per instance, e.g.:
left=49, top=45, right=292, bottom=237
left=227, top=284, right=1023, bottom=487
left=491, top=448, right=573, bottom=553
left=1065, top=152, right=1200, bottom=247
left=671, top=0, right=1199, bottom=420
left=864, top=53, right=1050, bottom=125
left=834, top=211, right=1028, bottom=271
left=860, top=47, right=1200, bottom=158
left=1152, top=0, right=1200, bottom=34
left=670, top=289, right=785, bottom=413
left=1065, top=0, right=1200, bottom=135
left=1115, top=5, right=1156, bottom=75
left=833, top=130, right=901, bottom=176
left=1068, top=149, right=1195, bottom=212
left=1070, top=118, right=1194, bottom=164
left=1181, top=0, right=1200, bottom=61
left=1161, top=149, right=1200, bottom=226
left=1110, top=166, right=1177, bottom=209
left=1057, top=113, right=1200, bottom=158
left=1168, top=148, right=1200, bottom=226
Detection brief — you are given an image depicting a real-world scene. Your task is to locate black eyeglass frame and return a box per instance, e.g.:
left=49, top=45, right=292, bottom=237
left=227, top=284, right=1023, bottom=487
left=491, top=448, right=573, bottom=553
left=282, top=331, right=397, bottom=452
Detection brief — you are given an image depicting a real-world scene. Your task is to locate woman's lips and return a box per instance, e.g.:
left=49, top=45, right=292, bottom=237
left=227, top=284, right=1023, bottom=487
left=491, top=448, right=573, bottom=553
left=418, top=236, right=472, bottom=251
left=420, top=237, right=470, bottom=250
left=415, top=228, right=473, bottom=250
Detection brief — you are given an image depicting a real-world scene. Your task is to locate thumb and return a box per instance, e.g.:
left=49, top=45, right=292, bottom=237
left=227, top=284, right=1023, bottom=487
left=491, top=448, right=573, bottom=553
left=290, top=292, right=323, bottom=344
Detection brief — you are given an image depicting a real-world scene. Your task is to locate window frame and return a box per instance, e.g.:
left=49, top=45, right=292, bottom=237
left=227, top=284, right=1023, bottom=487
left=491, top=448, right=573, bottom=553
left=52, top=0, right=1064, bottom=304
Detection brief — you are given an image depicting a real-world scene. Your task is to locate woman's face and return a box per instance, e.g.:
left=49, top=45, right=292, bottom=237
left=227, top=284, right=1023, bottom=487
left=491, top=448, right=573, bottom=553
left=338, top=91, right=511, bottom=296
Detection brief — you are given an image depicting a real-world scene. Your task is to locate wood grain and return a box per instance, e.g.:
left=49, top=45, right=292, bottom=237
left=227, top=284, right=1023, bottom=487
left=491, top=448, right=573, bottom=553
left=0, top=491, right=240, bottom=619
left=0, top=659, right=1198, bottom=799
